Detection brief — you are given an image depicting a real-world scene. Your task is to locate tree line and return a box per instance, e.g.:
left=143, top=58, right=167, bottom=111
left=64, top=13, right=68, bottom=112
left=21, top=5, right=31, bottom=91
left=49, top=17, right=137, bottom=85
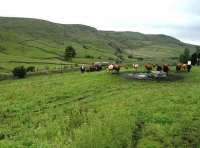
left=179, top=46, right=200, bottom=65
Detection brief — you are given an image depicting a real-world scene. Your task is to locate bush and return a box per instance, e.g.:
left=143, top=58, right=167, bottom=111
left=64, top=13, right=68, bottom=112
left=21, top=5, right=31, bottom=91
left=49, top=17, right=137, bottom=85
left=26, top=66, right=35, bottom=72
left=12, top=66, right=27, bottom=78
left=108, top=57, right=114, bottom=61
left=97, top=56, right=102, bottom=59
left=128, top=55, right=133, bottom=59
left=83, top=45, right=88, bottom=49
left=137, top=57, right=144, bottom=61
left=85, top=55, right=94, bottom=59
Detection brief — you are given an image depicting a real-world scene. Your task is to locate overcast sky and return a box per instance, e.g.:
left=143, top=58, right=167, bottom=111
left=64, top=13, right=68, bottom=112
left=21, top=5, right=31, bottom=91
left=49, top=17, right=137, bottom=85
left=0, top=0, right=199, bottom=45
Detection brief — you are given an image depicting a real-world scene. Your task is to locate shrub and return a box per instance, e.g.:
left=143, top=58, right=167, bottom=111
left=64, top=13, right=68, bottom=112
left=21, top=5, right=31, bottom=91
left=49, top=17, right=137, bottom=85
left=97, top=56, right=102, bottom=59
left=128, top=55, right=133, bottom=59
left=137, top=57, right=144, bottom=61
left=26, top=66, right=35, bottom=72
left=83, top=45, right=88, bottom=49
left=108, top=57, right=114, bottom=61
left=12, top=66, right=27, bottom=78
left=85, top=55, right=94, bottom=59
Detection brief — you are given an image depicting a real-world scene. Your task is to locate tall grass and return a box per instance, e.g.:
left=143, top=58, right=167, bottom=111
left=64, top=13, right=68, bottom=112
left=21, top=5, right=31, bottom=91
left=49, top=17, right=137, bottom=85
left=0, top=67, right=200, bottom=147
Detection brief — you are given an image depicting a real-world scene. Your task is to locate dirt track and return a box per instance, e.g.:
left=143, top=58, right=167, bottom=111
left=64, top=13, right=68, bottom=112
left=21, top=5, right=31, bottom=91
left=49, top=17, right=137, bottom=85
left=119, top=72, right=184, bottom=82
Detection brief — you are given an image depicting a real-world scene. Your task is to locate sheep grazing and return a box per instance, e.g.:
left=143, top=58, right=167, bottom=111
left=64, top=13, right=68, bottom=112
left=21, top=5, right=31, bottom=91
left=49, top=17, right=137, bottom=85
left=133, top=64, right=139, bottom=71
left=108, top=64, right=120, bottom=73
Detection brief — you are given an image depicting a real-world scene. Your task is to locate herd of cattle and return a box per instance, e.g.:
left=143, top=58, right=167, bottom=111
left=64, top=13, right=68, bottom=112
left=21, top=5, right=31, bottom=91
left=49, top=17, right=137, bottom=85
left=80, top=62, right=192, bottom=74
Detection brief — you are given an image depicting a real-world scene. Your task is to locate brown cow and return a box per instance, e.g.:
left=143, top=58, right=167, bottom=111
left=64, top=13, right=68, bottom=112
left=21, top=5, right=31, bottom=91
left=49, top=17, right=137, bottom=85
left=163, top=64, right=170, bottom=75
left=176, top=64, right=192, bottom=72
left=85, top=64, right=102, bottom=72
left=176, top=64, right=182, bottom=72
left=144, top=64, right=153, bottom=72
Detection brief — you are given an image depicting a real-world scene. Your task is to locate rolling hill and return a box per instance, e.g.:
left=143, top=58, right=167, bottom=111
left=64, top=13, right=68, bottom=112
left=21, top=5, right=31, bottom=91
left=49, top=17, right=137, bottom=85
left=0, top=17, right=198, bottom=72
left=1, top=16, right=200, bottom=147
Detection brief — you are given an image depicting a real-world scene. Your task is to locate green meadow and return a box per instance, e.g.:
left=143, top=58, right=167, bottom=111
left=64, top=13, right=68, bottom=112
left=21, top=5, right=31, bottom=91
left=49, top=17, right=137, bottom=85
left=0, top=67, right=200, bottom=147
left=0, top=16, right=200, bottom=147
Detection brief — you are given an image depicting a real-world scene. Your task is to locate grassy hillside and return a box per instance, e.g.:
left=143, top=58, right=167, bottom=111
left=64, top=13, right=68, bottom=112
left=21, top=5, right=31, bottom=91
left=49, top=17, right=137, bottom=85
left=0, top=67, right=200, bottom=147
left=0, top=17, right=198, bottom=73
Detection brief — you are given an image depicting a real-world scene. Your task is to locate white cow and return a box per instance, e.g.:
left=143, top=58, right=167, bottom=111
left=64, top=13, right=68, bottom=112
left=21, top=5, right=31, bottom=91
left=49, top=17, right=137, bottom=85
left=107, top=64, right=114, bottom=72
left=133, top=64, right=139, bottom=71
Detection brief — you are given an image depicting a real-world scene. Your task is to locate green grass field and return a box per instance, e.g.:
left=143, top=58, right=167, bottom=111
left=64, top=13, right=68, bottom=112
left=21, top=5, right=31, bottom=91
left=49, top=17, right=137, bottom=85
left=0, top=16, right=200, bottom=148
left=0, top=67, right=200, bottom=147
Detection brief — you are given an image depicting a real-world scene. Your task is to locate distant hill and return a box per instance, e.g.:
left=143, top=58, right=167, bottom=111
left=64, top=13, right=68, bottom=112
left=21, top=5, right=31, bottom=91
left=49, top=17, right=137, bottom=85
left=0, top=17, right=197, bottom=72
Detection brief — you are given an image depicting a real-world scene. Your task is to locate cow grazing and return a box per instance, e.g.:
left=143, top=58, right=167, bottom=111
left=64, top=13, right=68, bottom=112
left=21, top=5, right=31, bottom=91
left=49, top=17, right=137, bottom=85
left=163, top=64, right=170, bottom=74
left=89, top=64, right=102, bottom=72
left=182, top=64, right=187, bottom=71
left=133, top=64, right=139, bottom=71
left=93, top=64, right=102, bottom=71
left=176, top=64, right=192, bottom=72
left=144, top=64, right=153, bottom=72
left=80, top=65, right=86, bottom=73
left=108, top=64, right=120, bottom=73
left=84, top=64, right=103, bottom=72
left=187, top=64, right=192, bottom=72
left=156, top=65, right=162, bottom=71
left=176, top=64, right=182, bottom=72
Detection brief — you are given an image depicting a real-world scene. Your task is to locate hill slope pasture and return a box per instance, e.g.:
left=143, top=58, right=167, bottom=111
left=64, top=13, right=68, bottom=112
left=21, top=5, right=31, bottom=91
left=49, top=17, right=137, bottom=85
left=0, top=67, right=200, bottom=147
left=0, top=17, right=198, bottom=73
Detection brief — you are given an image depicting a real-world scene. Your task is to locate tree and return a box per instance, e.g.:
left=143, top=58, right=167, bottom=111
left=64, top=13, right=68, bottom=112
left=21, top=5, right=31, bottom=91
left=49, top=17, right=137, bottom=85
left=196, top=46, right=200, bottom=54
left=198, top=53, right=200, bottom=65
left=128, top=55, right=133, bottom=59
left=64, top=46, right=76, bottom=61
left=196, top=46, right=200, bottom=65
left=114, top=48, right=124, bottom=63
left=179, top=48, right=190, bottom=63
left=191, top=52, right=197, bottom=65
left=190, top=46, right=200, bottom=65
left=183, top=48, right=190, bottom=61
left=179, top=54, right=185, bottom=63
